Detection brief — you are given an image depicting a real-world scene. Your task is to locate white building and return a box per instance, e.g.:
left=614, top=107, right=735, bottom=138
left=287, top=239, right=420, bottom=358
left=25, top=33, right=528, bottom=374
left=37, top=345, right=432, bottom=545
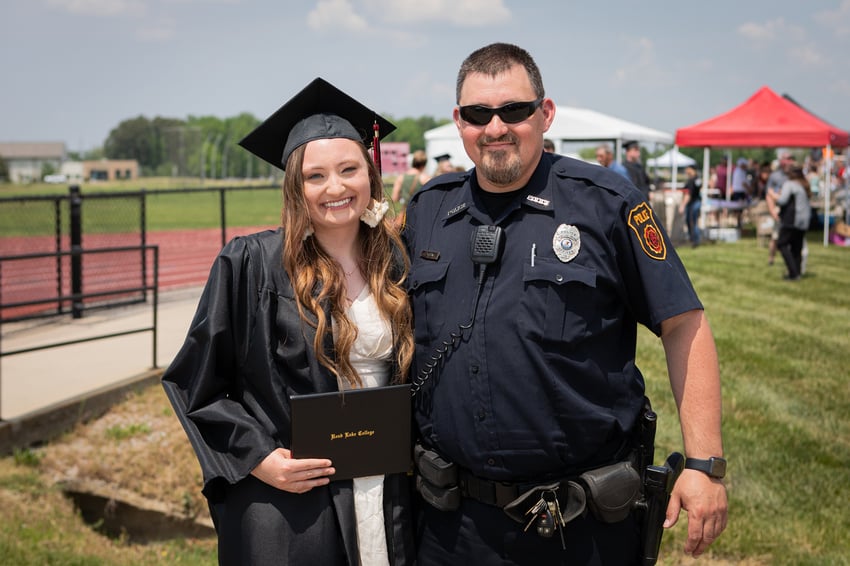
left=0, top=142, right=67, bottom=183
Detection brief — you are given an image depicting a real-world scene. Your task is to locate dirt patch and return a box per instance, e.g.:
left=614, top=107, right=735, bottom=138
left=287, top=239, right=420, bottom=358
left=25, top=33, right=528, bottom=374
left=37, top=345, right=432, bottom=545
left=33, top=384, right=763, bottom=565
left=37, top=384, right=212, bottom=539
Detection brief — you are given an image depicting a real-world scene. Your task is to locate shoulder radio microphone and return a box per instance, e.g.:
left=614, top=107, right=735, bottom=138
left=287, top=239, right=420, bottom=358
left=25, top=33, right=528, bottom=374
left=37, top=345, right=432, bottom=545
left=470, top=224, right=503, bottom=266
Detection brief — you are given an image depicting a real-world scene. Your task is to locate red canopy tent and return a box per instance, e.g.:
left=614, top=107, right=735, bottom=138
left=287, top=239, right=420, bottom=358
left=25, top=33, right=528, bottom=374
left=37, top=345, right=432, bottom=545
left=675, top=86, right=848, bottom=148
left=674, top=86, right=849, bottom=245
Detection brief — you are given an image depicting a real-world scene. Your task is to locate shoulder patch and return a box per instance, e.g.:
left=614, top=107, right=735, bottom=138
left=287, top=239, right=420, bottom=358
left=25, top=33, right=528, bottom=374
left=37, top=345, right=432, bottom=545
left=627, top=202, right=666, bottom=260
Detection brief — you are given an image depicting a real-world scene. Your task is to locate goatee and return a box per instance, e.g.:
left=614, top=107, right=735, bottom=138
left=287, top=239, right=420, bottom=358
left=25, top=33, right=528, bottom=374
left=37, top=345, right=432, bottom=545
left=478, top=135, right=523, bottom=187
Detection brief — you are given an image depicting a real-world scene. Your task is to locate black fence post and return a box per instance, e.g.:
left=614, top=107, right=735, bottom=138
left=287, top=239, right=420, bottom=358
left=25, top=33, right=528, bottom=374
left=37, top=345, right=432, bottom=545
left=140, top=189, right=147, bottom=302
left=219, top=188, right=227, bottom=248
left=69, top=185, right=83, bottom=319
left=54, top=197, right=64, bottom=314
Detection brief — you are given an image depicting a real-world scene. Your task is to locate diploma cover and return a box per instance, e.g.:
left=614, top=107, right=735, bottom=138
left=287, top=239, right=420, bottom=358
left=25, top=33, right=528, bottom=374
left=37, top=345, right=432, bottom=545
left=290, top=384, right=411, bottom=480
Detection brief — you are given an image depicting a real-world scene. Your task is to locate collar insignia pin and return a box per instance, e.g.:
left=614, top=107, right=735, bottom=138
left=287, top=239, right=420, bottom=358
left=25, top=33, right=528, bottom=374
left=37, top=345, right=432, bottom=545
left=526, top=194, right=551, bottom=207
left=553, top=224, right=580, bottom=263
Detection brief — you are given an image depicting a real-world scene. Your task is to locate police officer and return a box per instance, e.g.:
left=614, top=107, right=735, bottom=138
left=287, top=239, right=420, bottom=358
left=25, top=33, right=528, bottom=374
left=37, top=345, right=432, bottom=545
left=404, top=42, right=727, bottom=565
left=623, top=140, right=652, bottom=198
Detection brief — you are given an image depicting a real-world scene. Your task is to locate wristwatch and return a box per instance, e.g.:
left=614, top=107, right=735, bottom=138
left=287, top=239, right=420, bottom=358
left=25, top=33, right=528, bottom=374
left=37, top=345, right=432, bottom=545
left=684, top=457, right=727, bottom=479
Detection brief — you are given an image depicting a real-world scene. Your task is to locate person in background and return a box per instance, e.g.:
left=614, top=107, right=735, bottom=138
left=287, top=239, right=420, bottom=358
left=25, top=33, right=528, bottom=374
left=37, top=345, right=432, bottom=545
left=595, top=143, right=630, bottom=180
left=404, top=41, right=727, bottom=565
left=623, top=140, right=652, bottom=198
left=767, top=165, right=811, bottom=281
left=751, top=161, right=772, bottom=201
left=433, top=153, right=454, bottom=175
left=766, top=152, right=795, bottom=266
left=715, top=159, right=728, bottom=198
left=678, top=165, right=703, bottom=247
left=804, top=159, right=820, bottom=196
left=392, top=149, right=431, bottom=226
left=543, top=138, right=555, bottom=153
left=730, top=157, right=750, bottom=202
left=728, top=157, right=750, bottom=227
left=162, top=78, right=415, bottom=566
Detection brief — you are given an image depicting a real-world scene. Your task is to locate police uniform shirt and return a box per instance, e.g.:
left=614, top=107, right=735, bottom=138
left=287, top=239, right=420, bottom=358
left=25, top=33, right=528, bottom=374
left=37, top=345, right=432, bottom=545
left=404, top=152, right=701, bottom=483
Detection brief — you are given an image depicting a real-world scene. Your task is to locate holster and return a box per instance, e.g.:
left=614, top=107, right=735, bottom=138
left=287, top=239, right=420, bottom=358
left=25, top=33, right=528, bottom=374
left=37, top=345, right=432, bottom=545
left=638, top=452, right=684, bottom=566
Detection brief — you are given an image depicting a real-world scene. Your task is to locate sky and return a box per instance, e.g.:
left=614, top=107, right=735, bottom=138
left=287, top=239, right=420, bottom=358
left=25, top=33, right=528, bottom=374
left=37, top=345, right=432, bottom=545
left=3, top=0, right=850, bottom=153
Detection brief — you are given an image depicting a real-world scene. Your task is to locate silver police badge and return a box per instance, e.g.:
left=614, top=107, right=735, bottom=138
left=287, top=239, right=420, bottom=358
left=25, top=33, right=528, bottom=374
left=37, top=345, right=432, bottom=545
left=553, top=224, right=580, bottom=263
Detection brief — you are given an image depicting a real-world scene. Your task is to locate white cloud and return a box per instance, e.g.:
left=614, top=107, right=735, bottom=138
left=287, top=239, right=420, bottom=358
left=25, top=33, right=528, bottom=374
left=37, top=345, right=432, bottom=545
left=737, top=16, right=826, bottom=69
left=788, top=43, right=828, bottom=68
left=813, top=0, right=850, bottom=36
left=160, top=0, right=239, bottom=3
left=611, top=37, right=673, bottom=86
left=47, top=0, right=146, bottom=17
left=307, top=0, right=370, bottom=33
left=737, top=18, right=805, bottom=43
left=362, top=0, right=510, bottom=27
left=305, top=0, right=510, bottom=44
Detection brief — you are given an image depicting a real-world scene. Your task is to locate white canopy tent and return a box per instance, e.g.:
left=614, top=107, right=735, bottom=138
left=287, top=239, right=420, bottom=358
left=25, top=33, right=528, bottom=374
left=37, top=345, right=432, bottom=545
left=424, top=105, right=673, bottom=173
left=647, top=148, right=696, bottom=168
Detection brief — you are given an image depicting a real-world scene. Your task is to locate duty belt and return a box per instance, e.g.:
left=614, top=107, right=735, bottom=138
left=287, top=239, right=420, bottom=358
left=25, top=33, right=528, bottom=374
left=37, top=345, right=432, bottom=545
left=458, top=467, right=558, bottom=508
left=413, top=442, right=643, bottom=524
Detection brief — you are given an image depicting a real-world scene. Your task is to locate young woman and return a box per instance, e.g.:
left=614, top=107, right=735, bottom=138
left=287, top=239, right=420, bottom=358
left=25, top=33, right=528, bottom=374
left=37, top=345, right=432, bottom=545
left=162, top=78, right=415, bottom=565
left=767, top=165, right=812, bottom=281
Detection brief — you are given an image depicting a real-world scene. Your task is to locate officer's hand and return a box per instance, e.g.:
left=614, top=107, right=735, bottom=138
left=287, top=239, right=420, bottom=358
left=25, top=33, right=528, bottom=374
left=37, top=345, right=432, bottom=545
left=664, top=469, right=728, bottom=557
left=251, top=447, right=335, bottom=494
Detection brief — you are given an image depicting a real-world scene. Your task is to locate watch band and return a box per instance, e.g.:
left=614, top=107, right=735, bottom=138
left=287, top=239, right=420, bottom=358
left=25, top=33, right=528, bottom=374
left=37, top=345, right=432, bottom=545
left=684, top=456, right=727, bottom=479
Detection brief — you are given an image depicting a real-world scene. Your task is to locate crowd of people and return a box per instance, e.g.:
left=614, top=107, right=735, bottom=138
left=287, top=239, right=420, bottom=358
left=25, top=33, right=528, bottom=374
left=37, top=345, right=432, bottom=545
left=698, top=150, right=841, bottom=279
left=162, top=42, right=734, bottom=566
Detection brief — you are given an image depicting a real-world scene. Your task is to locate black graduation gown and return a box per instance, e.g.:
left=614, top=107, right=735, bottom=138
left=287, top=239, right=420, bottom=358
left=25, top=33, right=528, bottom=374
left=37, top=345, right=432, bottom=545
left=161, top=228, right=415, bottom=565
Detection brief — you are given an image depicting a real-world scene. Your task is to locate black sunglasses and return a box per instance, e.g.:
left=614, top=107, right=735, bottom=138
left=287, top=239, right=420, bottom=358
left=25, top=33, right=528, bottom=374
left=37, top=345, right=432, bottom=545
left=458, top=98, right=544, bottom=126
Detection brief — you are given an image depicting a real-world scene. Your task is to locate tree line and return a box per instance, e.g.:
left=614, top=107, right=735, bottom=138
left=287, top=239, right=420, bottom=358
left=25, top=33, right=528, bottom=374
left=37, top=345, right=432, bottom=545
left=97, top=113, right=449, bottom=178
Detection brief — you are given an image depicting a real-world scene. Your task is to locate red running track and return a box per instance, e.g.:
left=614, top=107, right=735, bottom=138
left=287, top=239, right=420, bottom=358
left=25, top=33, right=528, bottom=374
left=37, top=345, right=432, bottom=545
left=0, top=226, right=278, bottom=320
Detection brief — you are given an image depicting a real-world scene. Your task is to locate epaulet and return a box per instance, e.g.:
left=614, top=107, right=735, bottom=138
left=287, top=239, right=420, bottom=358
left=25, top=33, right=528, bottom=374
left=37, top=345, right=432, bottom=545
left=550, top=155, right=636, bottom=198
left=417, top=170, right=469, bottom=194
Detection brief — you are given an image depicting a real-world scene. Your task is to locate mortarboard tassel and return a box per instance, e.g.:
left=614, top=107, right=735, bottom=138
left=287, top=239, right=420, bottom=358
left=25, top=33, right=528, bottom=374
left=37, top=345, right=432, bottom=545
left=372, top=121, right=383, bottom=175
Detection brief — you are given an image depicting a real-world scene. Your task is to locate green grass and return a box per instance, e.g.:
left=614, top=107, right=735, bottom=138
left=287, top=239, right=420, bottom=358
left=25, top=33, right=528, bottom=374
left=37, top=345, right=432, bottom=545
left=0, top=457, right=218, bottom=565
left=0, top=231, right=848, bottom=564
left=641, top=234, right=850, bottom=565
left=0, top=177, right=397, bottom=236
left=0, top=183, right=284, bottom=237
left=104, top=423, right=152, bottom=441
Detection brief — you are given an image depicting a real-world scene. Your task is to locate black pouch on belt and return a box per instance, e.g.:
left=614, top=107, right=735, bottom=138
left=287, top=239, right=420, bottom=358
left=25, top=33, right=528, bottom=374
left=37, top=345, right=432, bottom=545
left=414, top=443, right=458, bottom=487
left=579, top=461, right=642, bottom=523
left=414, top=443, right=460, bottom=511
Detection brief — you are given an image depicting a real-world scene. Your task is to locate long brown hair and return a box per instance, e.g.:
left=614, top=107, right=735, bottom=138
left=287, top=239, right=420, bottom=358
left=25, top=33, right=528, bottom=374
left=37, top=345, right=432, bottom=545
left=280, top=142, right=413, bottom=388
left=787, top=166, right=812, bottom=198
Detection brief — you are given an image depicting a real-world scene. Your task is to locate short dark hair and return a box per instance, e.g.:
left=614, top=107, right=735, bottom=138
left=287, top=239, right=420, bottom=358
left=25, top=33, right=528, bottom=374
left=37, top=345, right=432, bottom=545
left=456, top=43, right=545, bottom=103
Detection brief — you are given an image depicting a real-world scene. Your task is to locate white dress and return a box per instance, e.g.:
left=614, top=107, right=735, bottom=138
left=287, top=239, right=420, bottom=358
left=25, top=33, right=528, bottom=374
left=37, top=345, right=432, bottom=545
left=336, top=286, right=392, bottom=566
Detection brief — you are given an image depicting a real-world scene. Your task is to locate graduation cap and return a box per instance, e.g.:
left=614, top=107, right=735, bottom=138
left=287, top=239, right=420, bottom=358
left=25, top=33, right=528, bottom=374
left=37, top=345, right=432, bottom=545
left=433, top=153, right=451, bottom=162
left=623, top=140, right=639, bottom=150
left=239, top=77, right=396, bottom=171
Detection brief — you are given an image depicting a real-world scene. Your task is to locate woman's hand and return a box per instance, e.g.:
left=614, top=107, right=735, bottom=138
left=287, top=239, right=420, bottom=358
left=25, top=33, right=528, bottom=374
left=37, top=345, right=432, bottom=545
left=251, top=447, right=335, bottom=493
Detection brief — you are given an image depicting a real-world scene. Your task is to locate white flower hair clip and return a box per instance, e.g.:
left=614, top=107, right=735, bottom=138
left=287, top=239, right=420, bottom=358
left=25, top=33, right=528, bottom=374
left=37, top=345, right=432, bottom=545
left=360, top=199, right=389, bottom=228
